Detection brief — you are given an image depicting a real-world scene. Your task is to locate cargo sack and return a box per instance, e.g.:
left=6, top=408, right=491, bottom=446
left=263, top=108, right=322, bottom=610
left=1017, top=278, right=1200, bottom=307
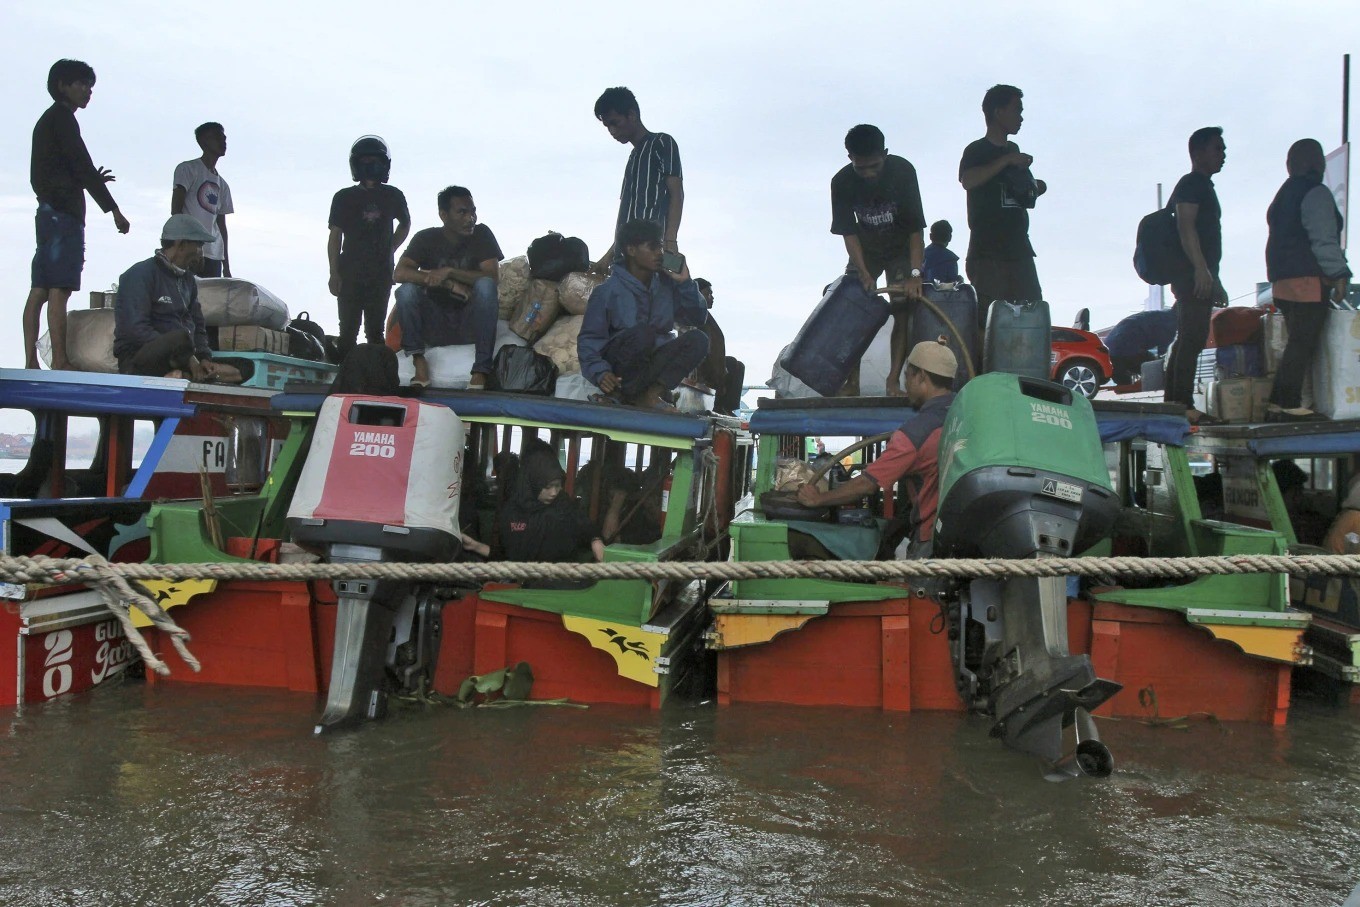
left=45, top=308, right=118, bottom=373
left=197, top=278, right=289, bottom=329
left=510, top=279, right=562, bottom=343
left=533, top=314, right=583, bottom=375
left=489, top=344, right=558, bottom=395
left=1209, top=306, right=1265, bottom=347
left=527, top=232, right=590, bottom=281
left=1133, top=206, right=1190, bottom=286
left=498, top=256, right=532, bottom=320
left=557, top=272, right=605, bottom=316
left=1214, top=343, right=1265, bottom=379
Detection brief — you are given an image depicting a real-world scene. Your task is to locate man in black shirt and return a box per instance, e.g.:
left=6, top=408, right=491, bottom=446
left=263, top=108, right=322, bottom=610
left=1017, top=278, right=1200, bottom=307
left=958, top=84, right=1046, bottom=330
left=24, top=59, right=130, bottom=371
left=328, top=136, right=410, bottom=361
left=392, top=186, right=502, bottom=388
left=1163, top=126, right=1228, bottom=421
left=830, top=124, right=927, bottom=396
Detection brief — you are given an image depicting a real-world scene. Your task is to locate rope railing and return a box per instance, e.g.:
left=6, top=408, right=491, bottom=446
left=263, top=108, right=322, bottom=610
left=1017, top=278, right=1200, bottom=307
left=10, top=551, right=1360, bottom=587
left=11, top=551, right=1351, bottom=681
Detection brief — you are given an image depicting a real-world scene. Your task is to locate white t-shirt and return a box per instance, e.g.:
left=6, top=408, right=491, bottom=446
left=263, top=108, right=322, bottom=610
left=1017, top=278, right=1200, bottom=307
left=172, top=158, right=234, bottom=261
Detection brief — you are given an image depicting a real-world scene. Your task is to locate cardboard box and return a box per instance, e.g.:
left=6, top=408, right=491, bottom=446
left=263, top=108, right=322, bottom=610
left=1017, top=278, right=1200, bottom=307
left=218, top=325, right=288, bottom=355
left=1312, top=309, right=1360, bottom=418
left=1208, top=376, right=1273, bottom=423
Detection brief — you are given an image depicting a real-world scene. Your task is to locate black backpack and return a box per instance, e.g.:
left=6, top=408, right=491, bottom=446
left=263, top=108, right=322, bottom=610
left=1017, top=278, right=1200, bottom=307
left=287, top=311, right=328, bottom=361
left=1134, top=206, right=1191, bottom=285
left=527, top=232, right=590, bottom=281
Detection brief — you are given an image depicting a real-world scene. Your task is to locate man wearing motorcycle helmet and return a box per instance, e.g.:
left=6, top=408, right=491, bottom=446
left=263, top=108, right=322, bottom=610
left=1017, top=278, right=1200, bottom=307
left=328, top=135, right=410, bottom=360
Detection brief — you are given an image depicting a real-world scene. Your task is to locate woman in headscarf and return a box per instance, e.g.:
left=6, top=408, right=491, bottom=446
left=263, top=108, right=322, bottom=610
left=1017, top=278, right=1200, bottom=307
left=470, top=441, right=603, bottom=563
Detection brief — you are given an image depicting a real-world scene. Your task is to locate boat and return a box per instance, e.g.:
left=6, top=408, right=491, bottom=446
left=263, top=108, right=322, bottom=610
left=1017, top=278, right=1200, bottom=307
left=132, top=386, right=753, bottom=725
left=0, top=356, right=335, bottom=708
left=1185, top=417, right=1360, bottom=698
left=712, top=392, right=1308, bottom=737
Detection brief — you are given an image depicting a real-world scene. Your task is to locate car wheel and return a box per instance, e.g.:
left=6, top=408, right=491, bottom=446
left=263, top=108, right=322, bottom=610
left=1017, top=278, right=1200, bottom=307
left=1059, top=360, right=1103, bottom=399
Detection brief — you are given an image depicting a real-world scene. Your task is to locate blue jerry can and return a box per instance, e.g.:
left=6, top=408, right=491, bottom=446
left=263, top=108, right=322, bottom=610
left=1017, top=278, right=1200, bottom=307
left=780, top=276, right=890, bottom=396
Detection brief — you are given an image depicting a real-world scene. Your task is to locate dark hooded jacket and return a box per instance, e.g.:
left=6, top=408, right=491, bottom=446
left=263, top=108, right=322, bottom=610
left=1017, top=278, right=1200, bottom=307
left=496, top=444, right=598, bottom=562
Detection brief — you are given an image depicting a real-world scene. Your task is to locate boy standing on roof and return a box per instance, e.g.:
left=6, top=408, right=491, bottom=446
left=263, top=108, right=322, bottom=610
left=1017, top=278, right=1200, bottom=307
left=172, top=122, right=233, bottom=278
left=24, top=58, right=131, bottom=371
left=328, top=136, right=411, bottom=360
left=592, top=87, right=684, bottom=270
left=831, top=124, right=927, bottom=397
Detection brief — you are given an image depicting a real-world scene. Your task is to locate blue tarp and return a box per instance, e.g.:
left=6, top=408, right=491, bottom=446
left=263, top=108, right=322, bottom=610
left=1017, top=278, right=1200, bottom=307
left=0, top=369, right=197, bottom=418
left=271, top=390, right=711, bottom=441
left=1095, top=414, right=1191, bottom=447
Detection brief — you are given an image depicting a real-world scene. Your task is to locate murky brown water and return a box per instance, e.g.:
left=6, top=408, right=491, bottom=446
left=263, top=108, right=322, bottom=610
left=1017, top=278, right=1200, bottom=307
left=1, top=678, right=1358, bottom=906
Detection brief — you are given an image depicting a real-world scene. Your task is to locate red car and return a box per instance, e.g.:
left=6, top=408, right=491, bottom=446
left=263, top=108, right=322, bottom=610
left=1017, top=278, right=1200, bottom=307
left=1050, top=326, right=1112, bottom=399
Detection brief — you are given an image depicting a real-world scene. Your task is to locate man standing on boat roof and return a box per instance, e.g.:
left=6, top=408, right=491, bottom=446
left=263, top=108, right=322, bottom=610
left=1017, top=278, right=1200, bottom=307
left=328, top=136, right=411, bottom=361
left=797, top=339, right=957, bottom=558
left=1163, top=126, right=1229, bottom=425
left=591, top=87, right=684, bottom=270
left=112, top=215, right=242, bottom=383
left=578, top=218, right=709, bottom=411
left=392, top=186, right=501, bottom=389
left=959, top=84, right=1046, bottom=330
left=171, top=122, right=233, bottom=278
left=24, top=58, right=131, bottom=372
left=831, top=123, right=927, bottom=397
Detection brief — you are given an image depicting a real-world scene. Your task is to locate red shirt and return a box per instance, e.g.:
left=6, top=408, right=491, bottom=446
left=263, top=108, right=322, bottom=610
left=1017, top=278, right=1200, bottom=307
left=863, top=392, right=954, bottom=542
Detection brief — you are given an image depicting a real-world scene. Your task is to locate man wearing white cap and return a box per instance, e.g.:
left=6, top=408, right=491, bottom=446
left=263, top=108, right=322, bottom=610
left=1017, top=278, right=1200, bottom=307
left=113, top=214, right=241, bottom=382
left=797, top=338, right=957, bottom=557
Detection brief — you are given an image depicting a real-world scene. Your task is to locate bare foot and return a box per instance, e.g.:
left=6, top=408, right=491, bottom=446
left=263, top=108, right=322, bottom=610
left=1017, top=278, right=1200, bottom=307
left=50, top=360, right=73, bottom=372
left=411, top=355, right=431, bottom=387
left=885, top=382, right=907, bottom=397
left=165, top=369, right=186, bottom=379
left=466, top=373, right=487, bottom=389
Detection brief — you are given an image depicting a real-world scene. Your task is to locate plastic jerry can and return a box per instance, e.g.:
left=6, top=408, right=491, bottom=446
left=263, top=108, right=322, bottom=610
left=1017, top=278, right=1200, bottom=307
left=983, top=299, right=1051, bottom=380
left=911, top=282, right=980, bottom=389
left=780, top=276, right=890, bottom=396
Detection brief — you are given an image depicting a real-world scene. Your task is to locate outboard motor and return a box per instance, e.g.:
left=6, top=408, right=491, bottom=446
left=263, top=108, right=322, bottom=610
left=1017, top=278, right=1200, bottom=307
left=287, top=395, right=464, bottom=733
left=934, top=373, right=1121, bottom=780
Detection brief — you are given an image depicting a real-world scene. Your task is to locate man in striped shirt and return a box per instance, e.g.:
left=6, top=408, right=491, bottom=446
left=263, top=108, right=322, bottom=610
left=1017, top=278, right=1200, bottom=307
left=592, top=86, right=684, bottom=270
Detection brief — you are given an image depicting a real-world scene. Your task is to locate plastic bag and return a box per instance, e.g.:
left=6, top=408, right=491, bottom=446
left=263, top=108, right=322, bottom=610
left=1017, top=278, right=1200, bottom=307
left=557, top=272, right=604, bottom=316
left=510, top=279, right=562, bottom=343
left=489, top=344, right=558, bottom=395
left=197, top=278, right=289, bottom=328
left=533, top=314, right=582, bottom=375
left=498, top=256, right=531, bottom=321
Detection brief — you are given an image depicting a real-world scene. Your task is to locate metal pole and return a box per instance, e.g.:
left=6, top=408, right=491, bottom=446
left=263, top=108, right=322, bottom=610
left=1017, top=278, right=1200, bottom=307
left=1344, top=53, right=1350, bottom=145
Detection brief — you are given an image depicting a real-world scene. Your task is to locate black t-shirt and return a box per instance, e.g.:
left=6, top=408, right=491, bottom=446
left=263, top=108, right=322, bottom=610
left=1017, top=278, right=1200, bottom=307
left=497, top=497, right=598, bottom=562
left=830, top=155, right=927, bottom=270
left=959, top=137, right=1033, bottom=260
left=329, top=184, right=410, bottom=282
left=401, top=224, right=504, bottom=304
left=1167, top=171, right=1222, bottom=275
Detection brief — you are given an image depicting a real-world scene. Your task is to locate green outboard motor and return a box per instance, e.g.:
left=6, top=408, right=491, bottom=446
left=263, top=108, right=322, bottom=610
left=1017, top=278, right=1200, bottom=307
left=934, top=372, right=1121, bottom=780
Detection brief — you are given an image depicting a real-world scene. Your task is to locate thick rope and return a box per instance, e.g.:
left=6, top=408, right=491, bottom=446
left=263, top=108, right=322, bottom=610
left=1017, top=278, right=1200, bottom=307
left=10, top=551, right=1360, bottom=586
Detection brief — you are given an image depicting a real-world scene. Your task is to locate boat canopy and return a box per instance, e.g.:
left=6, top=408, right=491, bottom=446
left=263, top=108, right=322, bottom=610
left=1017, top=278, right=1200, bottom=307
left=1189, top=418, right=1360, bottom=457
left=751, top=395, right=1191, bottom=447
left=271, top=387, right=714, bottom=443
left=0, top=368, right=282, bottom=419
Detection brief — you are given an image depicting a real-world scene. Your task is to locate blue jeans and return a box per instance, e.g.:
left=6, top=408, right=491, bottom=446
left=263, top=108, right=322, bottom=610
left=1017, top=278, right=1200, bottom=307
left=394, top=277, right=498, bottom=375
left=31, top=203, right=85, bottom=290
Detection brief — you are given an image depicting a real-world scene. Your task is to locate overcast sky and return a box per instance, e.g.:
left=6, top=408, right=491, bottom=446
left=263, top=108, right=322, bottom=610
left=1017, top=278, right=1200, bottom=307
left=0, top=1, right=1353, bottom=404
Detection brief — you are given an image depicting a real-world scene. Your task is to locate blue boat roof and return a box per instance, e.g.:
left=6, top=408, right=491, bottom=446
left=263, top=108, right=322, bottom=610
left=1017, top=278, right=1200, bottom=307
left=271, top=386, right=713, bottom=441
left=1189, top=418, right=1360, bottom=457
left=0, top=368, right=199, bottom=417
left=750, top=395, right=1191, bottom=446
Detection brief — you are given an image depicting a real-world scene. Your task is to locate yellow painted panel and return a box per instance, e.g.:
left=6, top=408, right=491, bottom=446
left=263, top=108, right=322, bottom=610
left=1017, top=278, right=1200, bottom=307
left=1197, top=623, right=1306, bottom=664
left=707, top=613, right=819, bottom=650
left=130, top=579, right=217, bottom=628
left=561, top=615, right=665, bottom=687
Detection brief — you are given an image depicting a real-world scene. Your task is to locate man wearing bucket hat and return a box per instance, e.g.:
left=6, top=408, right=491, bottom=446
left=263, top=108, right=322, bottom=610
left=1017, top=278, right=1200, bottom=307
left=112, top=214, right=241, bottom=382
left=797, top=338, right=957, bottom=557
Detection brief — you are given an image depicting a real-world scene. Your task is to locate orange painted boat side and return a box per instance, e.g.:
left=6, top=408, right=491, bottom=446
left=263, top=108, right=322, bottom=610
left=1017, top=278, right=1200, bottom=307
left=716, top=597, right=963, bottom=712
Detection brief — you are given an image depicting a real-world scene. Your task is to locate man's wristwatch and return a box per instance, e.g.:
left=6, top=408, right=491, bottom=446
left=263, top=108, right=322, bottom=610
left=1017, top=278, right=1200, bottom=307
left=909, top=268, right=922, bottom=279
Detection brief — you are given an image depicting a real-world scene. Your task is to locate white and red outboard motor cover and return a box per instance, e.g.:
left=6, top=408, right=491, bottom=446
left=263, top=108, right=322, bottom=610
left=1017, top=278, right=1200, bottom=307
left=287, top=395, right=464, bottom=560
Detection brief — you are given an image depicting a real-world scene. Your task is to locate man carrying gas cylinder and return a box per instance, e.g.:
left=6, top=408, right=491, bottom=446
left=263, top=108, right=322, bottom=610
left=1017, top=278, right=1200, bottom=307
left=797, top=339, right=957, bottom=557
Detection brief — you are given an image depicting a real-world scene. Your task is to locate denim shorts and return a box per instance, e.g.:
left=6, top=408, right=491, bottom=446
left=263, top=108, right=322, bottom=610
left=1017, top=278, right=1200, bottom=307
left=31, top=204, right=85, bottom=290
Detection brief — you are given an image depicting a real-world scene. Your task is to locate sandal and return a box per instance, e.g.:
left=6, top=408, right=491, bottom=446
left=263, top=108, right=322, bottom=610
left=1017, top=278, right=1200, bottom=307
left=1185, top=409, right=1223, bottom=426
left=409, top=377, right=430, bottom=389
left=589, top=392, right=623, bottom=406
